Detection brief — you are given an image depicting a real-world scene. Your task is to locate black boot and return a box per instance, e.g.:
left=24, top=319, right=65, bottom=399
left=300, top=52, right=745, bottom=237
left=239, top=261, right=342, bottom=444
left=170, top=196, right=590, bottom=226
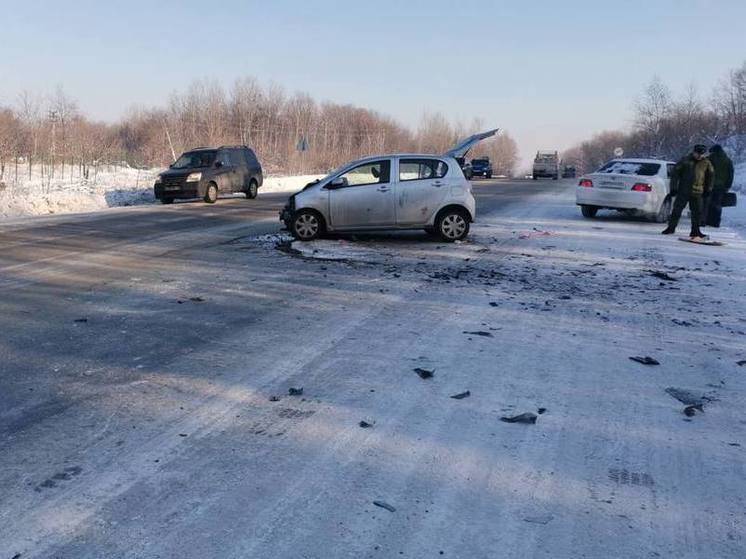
left=661, top=227, right=675, bottom=235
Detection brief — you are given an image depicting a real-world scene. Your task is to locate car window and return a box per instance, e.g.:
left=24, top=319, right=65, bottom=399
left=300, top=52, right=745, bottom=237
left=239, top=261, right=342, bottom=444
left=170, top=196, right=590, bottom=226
left=597, top=161, right=660, bottom=176
left=230, top=149, right=245, bottom=167
left=171, top=150, right=216, bottom=169
left=399, top=159, right=448, bottom=182
left=339, top=160, right=390, bottom=187
left=217, top=151, right=231, bottom=166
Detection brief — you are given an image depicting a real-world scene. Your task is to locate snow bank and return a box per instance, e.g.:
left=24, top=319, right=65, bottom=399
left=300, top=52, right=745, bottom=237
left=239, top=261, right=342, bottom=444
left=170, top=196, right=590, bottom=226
left=0, top=166, right=323, bottom=219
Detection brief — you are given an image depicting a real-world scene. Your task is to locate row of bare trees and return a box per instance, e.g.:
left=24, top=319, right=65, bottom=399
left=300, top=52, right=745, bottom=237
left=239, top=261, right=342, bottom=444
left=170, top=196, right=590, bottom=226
left=0, top=78, right=520, bottom=184
left=563, top=61, right=746, bottom=173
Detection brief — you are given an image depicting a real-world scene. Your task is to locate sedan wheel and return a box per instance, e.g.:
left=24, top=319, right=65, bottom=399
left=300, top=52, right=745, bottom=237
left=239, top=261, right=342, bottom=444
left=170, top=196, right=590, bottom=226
left=437, top=210, right=470, bottom=242
left=292, top=210, right=322, bottom=241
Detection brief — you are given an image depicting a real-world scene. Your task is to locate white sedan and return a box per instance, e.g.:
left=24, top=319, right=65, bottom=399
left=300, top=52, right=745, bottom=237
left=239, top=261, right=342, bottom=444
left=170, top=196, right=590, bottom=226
left=576, top=158, right=676, bottom=222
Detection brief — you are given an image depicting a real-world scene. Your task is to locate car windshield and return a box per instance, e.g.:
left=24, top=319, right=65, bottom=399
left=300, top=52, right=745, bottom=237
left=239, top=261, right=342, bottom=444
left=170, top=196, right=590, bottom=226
left=171, top=151, right=217, bottom=169
left=597, top=161, right=660, bottom=176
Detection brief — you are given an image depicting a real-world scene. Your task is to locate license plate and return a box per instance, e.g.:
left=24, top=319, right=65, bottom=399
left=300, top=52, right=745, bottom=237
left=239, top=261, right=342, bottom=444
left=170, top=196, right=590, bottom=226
left=164, top=186, right=180, bottom=191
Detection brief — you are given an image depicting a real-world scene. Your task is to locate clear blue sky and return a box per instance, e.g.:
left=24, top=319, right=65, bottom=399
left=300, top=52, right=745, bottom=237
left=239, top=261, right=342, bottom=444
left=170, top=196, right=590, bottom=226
left=1, top=0, right=745, bottom=167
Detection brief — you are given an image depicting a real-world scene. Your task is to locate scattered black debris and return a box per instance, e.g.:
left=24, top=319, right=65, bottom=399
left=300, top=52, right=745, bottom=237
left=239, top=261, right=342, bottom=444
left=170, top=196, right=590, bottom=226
left=450, top=391, right=471, bottom=400
left=558, top=295, right=572, bottom=300
left=684, top=405, right=704, bottom=417
left=288, top=387, right=304, bottom=396
left=629, top=356, right=660, bottom=366
left=737, top=360, right=746, bottom=367
left=269, top=395, right=281, bottom=402
left=489, top=302, right=499, bottom=307
left=414, top=368, right=435, bottom=379
left=359, top=420, right=375, bottom=428
left=73, top=318, right=88, bottom=323
left=672, top=319, right=694, bottom=327
left=647, top=270, right=678, bottom=282
left=537, top=407, right=547, bottom=415
left=178, top=433, right=188, bottom=437
left=665, top=387, right=712, bottom=407
left=728, top=442, right=741, bottom=447
left=11, top=554, right=21, bottom=559
left=500, top=412, right=538, bottom=424
left=523, top=514, right=554, bottom=525
left=189, top=297, right=205, bottom=302
left=463, top=331, right=493, bottom=337
left=373, top=500, right=396, bottom=513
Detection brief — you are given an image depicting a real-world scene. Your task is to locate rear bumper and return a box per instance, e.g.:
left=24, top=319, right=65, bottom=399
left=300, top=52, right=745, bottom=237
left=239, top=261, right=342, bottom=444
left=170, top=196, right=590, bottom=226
left=576, top=187, right=662, bottom=213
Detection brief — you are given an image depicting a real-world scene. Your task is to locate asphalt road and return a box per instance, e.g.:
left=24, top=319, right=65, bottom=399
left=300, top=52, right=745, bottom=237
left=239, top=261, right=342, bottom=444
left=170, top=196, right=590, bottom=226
left=2, top=178, right=744, bottom=558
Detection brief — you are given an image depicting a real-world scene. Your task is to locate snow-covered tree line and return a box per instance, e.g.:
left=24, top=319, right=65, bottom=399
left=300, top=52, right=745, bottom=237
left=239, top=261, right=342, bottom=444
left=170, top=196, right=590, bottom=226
left=0, top=78, right=519, bottom=183
left=564, top=61, right=746, bottom=173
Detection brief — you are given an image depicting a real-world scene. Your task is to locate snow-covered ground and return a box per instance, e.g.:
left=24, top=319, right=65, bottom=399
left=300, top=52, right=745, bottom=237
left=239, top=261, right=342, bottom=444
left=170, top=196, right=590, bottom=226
left=0, top=165, right=321, bottom=218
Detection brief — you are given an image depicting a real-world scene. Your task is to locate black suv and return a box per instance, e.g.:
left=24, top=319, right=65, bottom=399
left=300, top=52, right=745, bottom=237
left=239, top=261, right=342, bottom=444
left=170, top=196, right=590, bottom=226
left=470, top=157, right=493, bottom=178
left=154, top=146, right=263, bottom=204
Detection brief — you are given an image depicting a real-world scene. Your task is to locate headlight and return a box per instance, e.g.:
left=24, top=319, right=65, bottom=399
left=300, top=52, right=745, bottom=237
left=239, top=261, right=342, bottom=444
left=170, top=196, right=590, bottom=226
left=186, top=172, right=202, bottom=182
left=154, top=176, right=162, bottom=185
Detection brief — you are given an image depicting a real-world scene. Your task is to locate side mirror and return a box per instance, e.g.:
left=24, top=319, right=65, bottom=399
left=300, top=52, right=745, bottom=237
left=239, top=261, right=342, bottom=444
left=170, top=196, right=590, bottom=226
left=327, top=177, right=347, bottom=189
left=215, top=161, right=223, bottom=169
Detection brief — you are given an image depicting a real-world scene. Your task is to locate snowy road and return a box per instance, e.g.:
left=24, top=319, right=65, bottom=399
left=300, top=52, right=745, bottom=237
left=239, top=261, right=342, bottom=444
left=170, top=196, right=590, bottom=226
left=1, top=179, right=745, bottom=558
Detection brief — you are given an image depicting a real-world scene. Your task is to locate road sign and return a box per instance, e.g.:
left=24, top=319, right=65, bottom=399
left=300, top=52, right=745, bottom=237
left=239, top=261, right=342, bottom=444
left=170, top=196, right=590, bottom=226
left=614, top=147, right=624, bottom=157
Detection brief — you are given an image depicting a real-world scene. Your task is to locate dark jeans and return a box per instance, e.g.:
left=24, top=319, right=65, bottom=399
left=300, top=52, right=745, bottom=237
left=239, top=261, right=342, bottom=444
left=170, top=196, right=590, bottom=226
left=668, top=191, right=703, bottom=236
left=705, top=189, right=725, bottom=228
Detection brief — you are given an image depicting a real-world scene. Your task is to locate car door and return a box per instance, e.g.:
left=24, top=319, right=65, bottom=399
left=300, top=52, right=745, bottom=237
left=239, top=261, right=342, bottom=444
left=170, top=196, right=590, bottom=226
left=328, top=159, right=395, bottom=229
left=231, top=148, right=248, bottom=191
left=214, top=150, right=236, bottom=192
left=395, top=158, right=450, bottom=225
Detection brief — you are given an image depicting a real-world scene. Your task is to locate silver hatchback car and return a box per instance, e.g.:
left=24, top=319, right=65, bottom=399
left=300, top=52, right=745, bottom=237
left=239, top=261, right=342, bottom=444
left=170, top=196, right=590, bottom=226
left=280, top=129, right=497, bottom=242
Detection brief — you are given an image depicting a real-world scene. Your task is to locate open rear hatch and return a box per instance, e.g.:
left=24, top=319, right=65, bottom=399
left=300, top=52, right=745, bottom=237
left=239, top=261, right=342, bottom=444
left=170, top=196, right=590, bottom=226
left=443, top=129, right=499, bottom=159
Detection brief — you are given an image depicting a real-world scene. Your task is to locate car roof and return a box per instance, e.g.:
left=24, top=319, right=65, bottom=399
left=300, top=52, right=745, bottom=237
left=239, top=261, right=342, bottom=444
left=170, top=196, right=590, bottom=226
left=603, top=158, right=675, bottom=165
left=346, top=153, right=455, bottom=164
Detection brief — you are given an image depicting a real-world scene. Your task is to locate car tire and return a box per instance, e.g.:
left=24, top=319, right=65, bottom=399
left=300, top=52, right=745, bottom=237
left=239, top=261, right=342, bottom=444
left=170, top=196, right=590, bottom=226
left=654, top=196, right=673, bottom=223
left=291, top=209, right=324, bottom=241
left=533, top=176, right=538, bottom=180
left=245, top=180, right=258, bottom=199
left=161, top=198, right=174, bottom=205
left=436, top=208, right=470, bottom=242
left=553, top=175, right=559, bottom=180
left=581, top=205, right=598, bottom=218
left=204, top=182, right=218, bottom=204
left=486, top=172, right=493, bottom=179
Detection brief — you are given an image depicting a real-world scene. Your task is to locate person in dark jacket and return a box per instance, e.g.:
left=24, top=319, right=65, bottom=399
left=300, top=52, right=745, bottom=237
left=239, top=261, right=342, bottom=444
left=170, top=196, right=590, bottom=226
left=705, top=144, right=734, bottom=227
left=662, top=144, right=714, bottom=239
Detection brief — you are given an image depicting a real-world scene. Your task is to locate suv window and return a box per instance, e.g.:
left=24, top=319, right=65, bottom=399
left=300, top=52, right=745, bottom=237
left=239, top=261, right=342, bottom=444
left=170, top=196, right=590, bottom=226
left=339, top=160, right=390, bottom=187
left=217, top=151, right=231, bottom=166
left=399, top=159, right=448, bottom=182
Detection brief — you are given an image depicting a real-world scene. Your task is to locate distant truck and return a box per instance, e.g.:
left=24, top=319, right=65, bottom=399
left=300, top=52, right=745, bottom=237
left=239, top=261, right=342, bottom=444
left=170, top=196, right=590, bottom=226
left=533, top=151, right=560, bottom=180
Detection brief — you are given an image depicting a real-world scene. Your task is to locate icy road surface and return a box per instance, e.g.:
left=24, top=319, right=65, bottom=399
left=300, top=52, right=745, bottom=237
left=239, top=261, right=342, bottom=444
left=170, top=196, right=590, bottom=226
left=1, top=179, right=745, bottom=558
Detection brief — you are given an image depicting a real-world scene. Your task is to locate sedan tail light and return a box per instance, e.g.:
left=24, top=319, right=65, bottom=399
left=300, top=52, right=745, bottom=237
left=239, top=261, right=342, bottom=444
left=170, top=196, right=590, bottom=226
left=579, top=179, right=593, bottom=188
left=631, top=183, right=652, bottom=192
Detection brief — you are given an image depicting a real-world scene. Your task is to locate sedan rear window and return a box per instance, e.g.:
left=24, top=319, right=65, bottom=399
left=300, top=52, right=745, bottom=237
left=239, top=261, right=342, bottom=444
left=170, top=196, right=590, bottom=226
left=597, top=161, right=661, bottom=176
left=399, top=159, right=448, bottom=182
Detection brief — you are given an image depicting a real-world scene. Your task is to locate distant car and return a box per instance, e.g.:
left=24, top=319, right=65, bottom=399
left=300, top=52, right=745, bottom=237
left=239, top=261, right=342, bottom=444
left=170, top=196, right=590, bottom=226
left=280, top=129, right=498, bottom=242
left=154, top=145, right=263, bottom=204
left=576, top=158, right=676, bottom=222
left=533, top=151, right=560, bottom=180
left=470, top=157, right=493, bottom=178
left=562, top=166, right=577, bottom=179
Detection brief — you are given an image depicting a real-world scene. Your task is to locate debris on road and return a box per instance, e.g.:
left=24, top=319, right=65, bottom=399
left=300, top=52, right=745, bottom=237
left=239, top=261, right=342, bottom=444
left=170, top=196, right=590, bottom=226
left=359, top=420, right=375, bottom=428
left=189, top=297, right=205, bottom=303
left=269, top=395, right=281, bottom=402
left=684, top=404, right=704, bottom=417
left=737, top=360, right=746, bottom=366
left=373, top=500, right=396, bottom=513
left=537, top=407, right=547, bottom=415
left=500, top=412, right=538, bottom=424
left=414, top=368, right=435, bottom=379
left=647, top=270, right=678, bottom=282
left=629, top=356, right=660, bottom=366
left=73, top=318, right=88, bottom=323
left=463, top=331, right=493, bottom=337
left=665, top=387, right=712, bottom=407
left=288, top=387, right=304, bottom=396
left=523, top=514, right=554, bottom=525
left=450, top=391, right=471, bottom=400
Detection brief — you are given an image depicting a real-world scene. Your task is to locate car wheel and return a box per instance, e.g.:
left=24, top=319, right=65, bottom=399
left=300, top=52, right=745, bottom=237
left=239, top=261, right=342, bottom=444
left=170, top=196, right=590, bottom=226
left=553, top=175, right=559, bottom=180
left=161, top=198, right=174, bottom=205
left=204, top=182, right=218, bottom=204
left=436, top=209, right=470, bottom=242
left=533, top=175, right=538, bottom=180
left=486, top=173, right=492, bottom=179
left=291, top=210, right=323, bottom=241
left=654, top=196, right=673, bottom=223
left=245, top=180, right=258, bottom=199
left=581, top=205, right=598, bottom=218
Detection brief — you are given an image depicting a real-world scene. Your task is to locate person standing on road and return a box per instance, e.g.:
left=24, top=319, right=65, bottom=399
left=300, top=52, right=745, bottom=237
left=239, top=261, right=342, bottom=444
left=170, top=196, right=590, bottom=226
left=661, top=144, right=714, bottom=240
left=705, top=144, right=734, bottom=227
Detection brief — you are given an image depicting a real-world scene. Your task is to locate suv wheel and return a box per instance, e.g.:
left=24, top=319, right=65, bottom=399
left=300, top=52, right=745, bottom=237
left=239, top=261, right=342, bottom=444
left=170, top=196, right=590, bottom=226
left=292, top=210, right=323, bottom=241
left=245, top=181, right=258, bottom=199
left=204, top=183, right=218, bottom=204
left=436, top=209, right=470, bottom=242
left=161, top=198, right=174, bottom=205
